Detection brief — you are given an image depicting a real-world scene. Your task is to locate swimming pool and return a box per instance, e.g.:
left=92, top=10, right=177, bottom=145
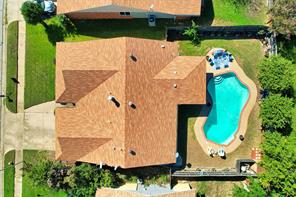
left=204, top=72, right=249, bottom=145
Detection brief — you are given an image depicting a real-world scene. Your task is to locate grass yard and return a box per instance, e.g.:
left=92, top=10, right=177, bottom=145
left=22, top=150, right=67, bottom=197
left=4, top=150, right=15, bottom=197
left=178, top=39, right=264, bottom=168
left=197, top=0, right=266, bottom=26
left=6, top=21, right=18, bottom=113
left=25, top=23, right=55, bottom=109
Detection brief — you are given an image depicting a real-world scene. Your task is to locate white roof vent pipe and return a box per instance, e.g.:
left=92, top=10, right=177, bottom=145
left=99, top=162, right=103, bottom=169
left=128, top=101, right=136, bottom=109
left=149, top=4, right=154, bottom=10
left=161, top=45, right=165, bottom=48
left=107, top=95, right=115, bottom=101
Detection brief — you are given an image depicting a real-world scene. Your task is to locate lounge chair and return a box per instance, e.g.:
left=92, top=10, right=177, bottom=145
left=210, top=62, right=214, bottom=66
left=224, top=64, right=229, bottom=68
left=216, top=66, right=220, bottom=70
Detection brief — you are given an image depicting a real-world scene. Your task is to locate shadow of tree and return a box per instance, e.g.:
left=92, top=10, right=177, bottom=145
left=44, top=19, right=77, bottom=45
left=45, top=24, right=65, bottom=45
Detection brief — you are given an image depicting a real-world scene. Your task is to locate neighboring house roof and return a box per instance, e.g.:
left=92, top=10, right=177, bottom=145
left=55, top=37, right=206, bottom=168
left=95, top=188, right=196, bottom=197
left=57, top=0, right=201, bottom=15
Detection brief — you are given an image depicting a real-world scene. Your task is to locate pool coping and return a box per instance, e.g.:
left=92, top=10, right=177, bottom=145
left=194, top=48, right=257, bottom=155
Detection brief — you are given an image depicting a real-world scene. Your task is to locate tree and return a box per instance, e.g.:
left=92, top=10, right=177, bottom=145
left=23, top=158, right=52, bottom=187
left=260, top=94, right=293, bottom=132
left=233, top=178, right=266, bottom=197
left=259, top=132, right=296, bottom=196
left=268, top=0, right=296, bottom=38
left=21, top=1, right=46, bottom=26
left=183, top=21, right=200, bottom=45
left=65, top=163, right=116, bottom=196
left=258, top=56, right=294, bottom=95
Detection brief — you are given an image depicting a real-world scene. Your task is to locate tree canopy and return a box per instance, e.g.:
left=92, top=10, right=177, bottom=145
left=258, top=55, right=294, bottom=95
left=260, top=94, right=293, bottom=132
left=65, top=163, right=116, bottom=196
left=268, top=0, right=296, bottom=38
left=259, top=132, right=296, bottom=196
left=24, top=158, right=117, bottom=196
left=21, top=1, right=44, bottom=25
left=232, top=178, right=266, bottom=197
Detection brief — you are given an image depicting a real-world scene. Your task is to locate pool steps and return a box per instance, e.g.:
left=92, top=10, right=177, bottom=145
left=214, top=76, right=224, bottom=84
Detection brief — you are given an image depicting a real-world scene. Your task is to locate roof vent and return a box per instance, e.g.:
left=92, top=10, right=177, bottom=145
left=173, top=71, right=177, bottom=74
left=161, top=45, right=165, bottom=48
left=107, top=95, right=120, bottom=107
left=129, top=150, right=136, bottom=156
left=149, top=4, right=154, bottom=10
left=128, top=101, right=136, bottom=109
left=173, top=84, right=177, bottom=88
left=130, top=54, right=137, bottom=62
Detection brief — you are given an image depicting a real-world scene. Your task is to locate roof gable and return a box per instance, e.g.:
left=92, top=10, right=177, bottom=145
left=57, top=137, right=112, bottom=161
left=57, top=70, right=117, bottom=103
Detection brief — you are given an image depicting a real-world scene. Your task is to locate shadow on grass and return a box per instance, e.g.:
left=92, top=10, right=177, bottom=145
left=72, top=19, right=176, bottom=40
left=195, top=0, right=214, bottom=26
left=44, top=22, right=77, bottom=45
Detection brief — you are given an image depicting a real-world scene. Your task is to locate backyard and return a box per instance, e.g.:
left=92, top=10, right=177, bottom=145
left=22, top=150, right=67, bottom=197
left=178, top=39, right=264, bottom=168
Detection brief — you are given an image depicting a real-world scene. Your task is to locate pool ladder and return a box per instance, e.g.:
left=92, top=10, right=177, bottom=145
left=214, top=76, right=224, bottom=84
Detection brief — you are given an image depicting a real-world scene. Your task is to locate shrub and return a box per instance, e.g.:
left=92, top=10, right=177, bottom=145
left=233, top=178, right=266, bottom=197
left=183, top=21, right=200, bottom=45
left=260, top=94, right=293, bottom=132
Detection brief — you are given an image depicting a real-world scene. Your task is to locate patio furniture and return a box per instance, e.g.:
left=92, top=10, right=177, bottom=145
left=218, top=148, right=225, bottom=157
left=224, top=64, right=229, bottom=68
left=210, top=62, right=214, bottom=66
left=216, top=66, right=220, bottom=70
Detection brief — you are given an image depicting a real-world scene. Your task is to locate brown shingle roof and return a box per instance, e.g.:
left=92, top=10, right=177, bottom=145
left=57, top=70, right=117, bottom=103
left=57, top=0, right=201, bottom=16
left=55, top=37, right=206, bottom=168
left=95, top=188, right=196, bottom=197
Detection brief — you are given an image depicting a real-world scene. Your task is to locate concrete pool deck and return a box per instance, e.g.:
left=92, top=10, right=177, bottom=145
left=194, top=48, right=257, bottom=155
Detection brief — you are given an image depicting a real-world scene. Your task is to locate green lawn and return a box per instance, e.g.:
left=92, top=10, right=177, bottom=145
left=4, top=150, right=15, bottom=197
left=6, top=21, right=18, bottom=113
left=197, top=0, right=266, bottom=26
left=22, top=150, right=67, bottom=197
left=25, top=23, right=56, bottom=109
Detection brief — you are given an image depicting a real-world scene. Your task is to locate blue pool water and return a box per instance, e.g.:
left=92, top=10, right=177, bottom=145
left=204, top=72, right=249, bottom=145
